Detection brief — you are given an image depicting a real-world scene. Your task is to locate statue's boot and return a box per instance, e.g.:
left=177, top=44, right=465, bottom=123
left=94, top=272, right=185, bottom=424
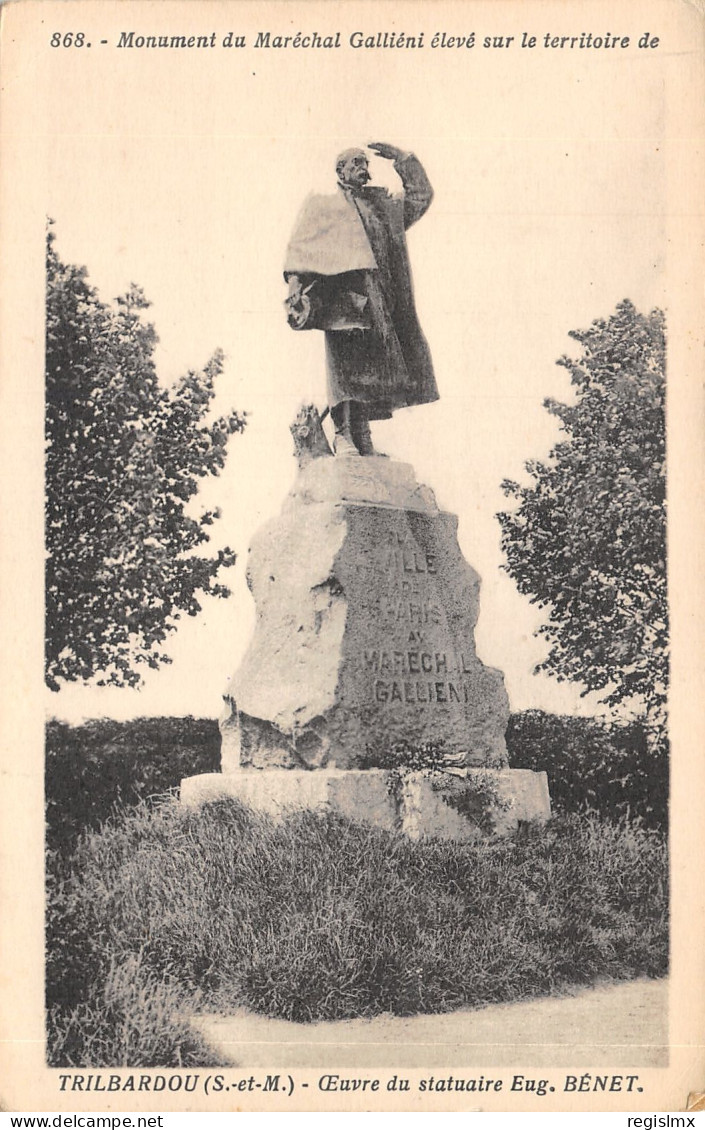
left=352, top=404, right=384, bottom=457
left=331, top=401, right=359, bottom=457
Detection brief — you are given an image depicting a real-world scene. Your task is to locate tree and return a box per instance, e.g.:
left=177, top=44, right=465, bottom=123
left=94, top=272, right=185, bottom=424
left=497, top=300, right=667, bottom=739
left=45, top=226, right=247, bottom=691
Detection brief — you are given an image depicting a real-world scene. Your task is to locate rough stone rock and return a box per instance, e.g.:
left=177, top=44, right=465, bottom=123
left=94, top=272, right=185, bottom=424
left=220, top=456, right=511, bottom=772
left=180, top=767, right=551, bottom=841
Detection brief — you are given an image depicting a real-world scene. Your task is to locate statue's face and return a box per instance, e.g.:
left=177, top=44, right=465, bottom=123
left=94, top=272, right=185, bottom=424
left=337, top=149, right=370, bottom=189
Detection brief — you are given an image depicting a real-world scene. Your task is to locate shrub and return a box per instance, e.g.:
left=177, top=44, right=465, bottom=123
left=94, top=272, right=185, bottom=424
left=47, top=797, right=668, bottom=1064
left=506, top=710, right=668, bottom=830
left=45, top=716, right=220, bottom=856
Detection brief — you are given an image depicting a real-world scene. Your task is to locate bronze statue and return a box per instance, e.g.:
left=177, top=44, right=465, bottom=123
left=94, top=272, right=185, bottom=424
left=284, top=142, right=439, bottom=456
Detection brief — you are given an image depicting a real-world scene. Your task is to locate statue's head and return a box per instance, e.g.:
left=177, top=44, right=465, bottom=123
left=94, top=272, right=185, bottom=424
left=336, top=148, right=370, bottom=190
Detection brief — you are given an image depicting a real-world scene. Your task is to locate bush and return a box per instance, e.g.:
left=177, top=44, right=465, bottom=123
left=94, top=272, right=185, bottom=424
left=47, top=797, right=668, bottom=1063
left=506, top=710, right=668, bottom=830
left=45, top=716, right=220, bottom=857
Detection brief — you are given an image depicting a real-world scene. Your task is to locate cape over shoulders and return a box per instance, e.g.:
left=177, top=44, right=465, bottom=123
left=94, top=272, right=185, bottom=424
left=284, top=188, right=379, bottom=276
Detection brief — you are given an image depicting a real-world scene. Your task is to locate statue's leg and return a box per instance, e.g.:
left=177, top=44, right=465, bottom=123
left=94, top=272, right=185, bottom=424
left=351, top=402, right=376, bottom=456
left=330, top=400, right=359, bottom=457
left=352, top=402, right=389, bottom=457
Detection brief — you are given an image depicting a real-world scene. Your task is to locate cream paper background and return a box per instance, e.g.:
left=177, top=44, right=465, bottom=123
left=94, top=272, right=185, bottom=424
left=0, top=0, right=703, bottom=1113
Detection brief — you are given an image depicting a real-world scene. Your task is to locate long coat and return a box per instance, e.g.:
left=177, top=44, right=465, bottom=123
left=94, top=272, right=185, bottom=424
left=284, top=155, right=439, bottom=420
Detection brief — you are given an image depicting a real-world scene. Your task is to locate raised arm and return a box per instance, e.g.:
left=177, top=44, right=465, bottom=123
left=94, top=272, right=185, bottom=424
left=368, top=142, right=433, bottom=228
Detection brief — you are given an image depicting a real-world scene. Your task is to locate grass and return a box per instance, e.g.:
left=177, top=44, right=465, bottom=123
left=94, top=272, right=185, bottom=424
left=47, top=953, right=222, bottom=1068
left=46, top=797, right=668, bottom=1065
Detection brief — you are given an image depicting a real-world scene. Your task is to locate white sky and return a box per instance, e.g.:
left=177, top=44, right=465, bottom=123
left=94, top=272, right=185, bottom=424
left=37, top=0, right=680, bottom=724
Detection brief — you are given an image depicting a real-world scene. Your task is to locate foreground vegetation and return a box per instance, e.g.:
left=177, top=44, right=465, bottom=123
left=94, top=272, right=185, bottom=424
left=47, top=797, right=668, bottom=1067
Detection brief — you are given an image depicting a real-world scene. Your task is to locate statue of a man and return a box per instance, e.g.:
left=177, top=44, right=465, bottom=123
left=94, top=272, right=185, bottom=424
left=284, top=142, right=439, bottom=456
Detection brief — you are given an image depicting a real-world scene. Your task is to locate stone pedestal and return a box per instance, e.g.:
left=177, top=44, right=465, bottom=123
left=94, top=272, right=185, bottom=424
left=181, top=454, right=551, bottom=837
left=181, top=767, right=551, bottom=841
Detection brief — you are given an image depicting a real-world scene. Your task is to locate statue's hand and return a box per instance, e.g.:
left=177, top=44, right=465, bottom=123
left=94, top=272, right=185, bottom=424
left=286, top=293, right=311, bottom=330
left=285, top=276, right=316, bottom=330
left=368, top=141, right=404, bottom=161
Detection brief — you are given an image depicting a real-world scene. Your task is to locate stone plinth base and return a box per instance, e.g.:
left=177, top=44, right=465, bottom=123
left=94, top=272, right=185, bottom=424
left=180, top=768, right=550, bottom=841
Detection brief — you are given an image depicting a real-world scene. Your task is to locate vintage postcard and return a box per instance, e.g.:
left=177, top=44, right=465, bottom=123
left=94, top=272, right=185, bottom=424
left=0, top=0, right=703, bottom=1115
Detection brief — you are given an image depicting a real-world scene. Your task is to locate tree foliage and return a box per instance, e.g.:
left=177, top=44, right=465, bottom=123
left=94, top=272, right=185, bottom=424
left=498, top=300, right=667, bottom=735
left=46, top=226, right=247, bottom=691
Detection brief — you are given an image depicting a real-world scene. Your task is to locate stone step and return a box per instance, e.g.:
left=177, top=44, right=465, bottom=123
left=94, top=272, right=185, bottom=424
left=180, top=766, right=550, bottom=840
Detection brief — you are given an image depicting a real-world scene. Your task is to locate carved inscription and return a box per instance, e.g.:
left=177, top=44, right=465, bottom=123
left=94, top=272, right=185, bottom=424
left=364, top=649, right=475, bottom=676
left=359, top=531, right=475, bottom=708
left=373, top=679, right=475, bottom=704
